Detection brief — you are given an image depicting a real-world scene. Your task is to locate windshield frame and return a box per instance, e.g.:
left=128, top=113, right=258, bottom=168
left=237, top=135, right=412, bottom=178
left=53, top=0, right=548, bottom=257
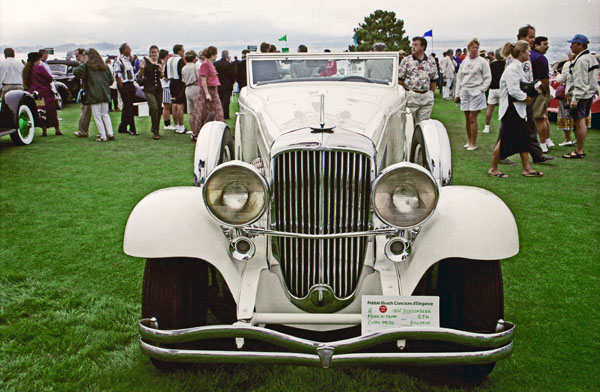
left=246, top=52, right=399, bottom=89
left=49, top=64, right=68, bottom=74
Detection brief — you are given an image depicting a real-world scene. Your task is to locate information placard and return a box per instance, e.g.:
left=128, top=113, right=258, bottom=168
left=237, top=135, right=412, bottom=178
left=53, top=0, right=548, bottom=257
left=361, top=296, right=440, bottom=335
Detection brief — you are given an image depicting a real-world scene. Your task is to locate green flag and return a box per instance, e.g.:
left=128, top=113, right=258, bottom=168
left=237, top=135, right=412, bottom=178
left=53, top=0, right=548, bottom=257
left=278, top=34, right=287, bottom=41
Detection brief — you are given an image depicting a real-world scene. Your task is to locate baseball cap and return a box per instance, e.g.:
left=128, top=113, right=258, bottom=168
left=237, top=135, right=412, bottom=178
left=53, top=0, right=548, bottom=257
left=398, top=49, right=407, bottom=55
left=567, top=34, right=589, bottom=45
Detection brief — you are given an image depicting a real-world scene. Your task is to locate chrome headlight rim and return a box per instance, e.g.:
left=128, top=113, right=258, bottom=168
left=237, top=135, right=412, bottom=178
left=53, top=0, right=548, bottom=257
left=371, top=162, right=439, bottom=229
left=202, top=161, right=270, bottom=227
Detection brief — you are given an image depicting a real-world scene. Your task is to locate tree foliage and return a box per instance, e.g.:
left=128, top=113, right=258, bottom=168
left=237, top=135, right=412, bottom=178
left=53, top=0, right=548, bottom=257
left=349, top=10, right=411, bottom=52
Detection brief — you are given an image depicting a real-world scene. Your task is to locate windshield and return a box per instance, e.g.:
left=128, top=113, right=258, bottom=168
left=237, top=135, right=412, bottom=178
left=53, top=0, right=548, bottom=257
left=49, top=64, right=67, bottom=74
left=250, top=57, right=396, bottom=86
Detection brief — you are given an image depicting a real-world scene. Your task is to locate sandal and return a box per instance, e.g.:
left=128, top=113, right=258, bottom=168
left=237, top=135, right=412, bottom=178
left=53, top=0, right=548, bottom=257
left=562, top=151, right=585, bottom=159
left=523, top=170, right=543, bottom=177
left=488, top=171, right=509, bottom=178
left=153, top=135, right=161, bottom=140
left=95, top=136, right=107, bottom=142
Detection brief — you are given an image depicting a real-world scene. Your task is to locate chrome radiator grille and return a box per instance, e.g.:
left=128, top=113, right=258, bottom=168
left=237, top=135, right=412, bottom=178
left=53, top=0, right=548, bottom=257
left=272, top=150, right=372, bottom=299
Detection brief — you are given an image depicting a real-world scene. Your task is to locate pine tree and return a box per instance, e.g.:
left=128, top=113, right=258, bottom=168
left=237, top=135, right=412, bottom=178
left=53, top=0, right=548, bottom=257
left=349, top=10, right=411, bottom=52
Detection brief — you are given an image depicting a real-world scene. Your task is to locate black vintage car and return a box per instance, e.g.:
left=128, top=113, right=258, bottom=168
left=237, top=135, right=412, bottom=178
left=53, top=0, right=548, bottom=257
left=47, top=60, right=81, bottom=105
left=0, top=90, right=43, bottom=146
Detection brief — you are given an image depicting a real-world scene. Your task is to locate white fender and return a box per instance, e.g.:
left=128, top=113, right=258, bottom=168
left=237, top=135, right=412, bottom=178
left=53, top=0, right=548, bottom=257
left=193, top=121, right=231, bottom=186
left=123, top=186, right=267, bottom=304
left=393, top=185, right=519, bottom=295
left=412, top=119, right=453, bottom=186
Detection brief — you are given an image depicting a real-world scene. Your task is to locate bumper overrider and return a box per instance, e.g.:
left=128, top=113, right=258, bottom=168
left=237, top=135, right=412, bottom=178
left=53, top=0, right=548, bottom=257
left=139, top=317, right=514, bottom=368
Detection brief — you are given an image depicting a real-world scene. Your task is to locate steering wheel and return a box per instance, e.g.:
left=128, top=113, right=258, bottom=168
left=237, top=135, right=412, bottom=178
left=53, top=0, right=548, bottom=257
left=339, top=75, right=373, bottom=83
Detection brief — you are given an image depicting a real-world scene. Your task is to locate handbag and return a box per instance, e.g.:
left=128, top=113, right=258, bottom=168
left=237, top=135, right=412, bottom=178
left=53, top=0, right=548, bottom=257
left=78, top=65, right=90, bottom=104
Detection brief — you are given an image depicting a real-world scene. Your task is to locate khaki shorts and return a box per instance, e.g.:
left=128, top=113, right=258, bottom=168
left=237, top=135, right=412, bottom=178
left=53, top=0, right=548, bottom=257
left=532, top=94, right=550, bottom=119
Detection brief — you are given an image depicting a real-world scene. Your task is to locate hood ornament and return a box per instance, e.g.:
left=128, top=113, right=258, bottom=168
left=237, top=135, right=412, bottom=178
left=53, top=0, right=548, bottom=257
left=310, top=94, right=335, bottom=133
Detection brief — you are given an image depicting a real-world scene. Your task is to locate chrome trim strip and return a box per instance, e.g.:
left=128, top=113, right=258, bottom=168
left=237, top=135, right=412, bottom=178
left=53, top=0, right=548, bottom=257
left=139, top=318, right=514, bottom=367
left=245, top=227, right=398, bottom=239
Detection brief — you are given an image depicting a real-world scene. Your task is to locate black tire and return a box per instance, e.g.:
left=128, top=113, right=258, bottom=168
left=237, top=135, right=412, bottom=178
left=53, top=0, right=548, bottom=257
left=58, top=89, right=69, bottom=108
left=220, top=127, right=234, bottom=163
left=141, top=257, right=236, bottom=371
left=409, top=127, right=429, bottom=171
left=142, top=258, right=209, bottom=371
left=414, top=258, right=504, bottom=380
left=9, top=104, right=35, bottom=146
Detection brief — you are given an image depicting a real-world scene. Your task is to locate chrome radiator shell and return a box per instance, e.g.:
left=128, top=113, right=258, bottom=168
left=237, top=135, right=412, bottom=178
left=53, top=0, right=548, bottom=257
left=269, top=129, right=376, bottom=310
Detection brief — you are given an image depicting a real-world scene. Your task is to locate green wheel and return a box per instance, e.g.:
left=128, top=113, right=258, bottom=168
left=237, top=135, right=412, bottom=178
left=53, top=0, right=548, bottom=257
left=10, top=105, right=35, bottom=145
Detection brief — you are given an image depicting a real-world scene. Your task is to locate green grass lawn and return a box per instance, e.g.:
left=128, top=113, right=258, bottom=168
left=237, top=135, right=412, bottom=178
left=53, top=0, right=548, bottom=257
left=1, top=95, right=598, bottom=391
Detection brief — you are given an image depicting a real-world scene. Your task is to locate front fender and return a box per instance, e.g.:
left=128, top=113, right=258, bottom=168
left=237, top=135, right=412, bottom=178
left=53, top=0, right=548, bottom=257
left=193, top=121, right=230, bottom=186
left=123, top=186, right=252, bottom=303
left=395, top=185, right=519, bottom=294
left=0, top=90, right=39, bottom=128
left=415, top=119, right=452, bottom=186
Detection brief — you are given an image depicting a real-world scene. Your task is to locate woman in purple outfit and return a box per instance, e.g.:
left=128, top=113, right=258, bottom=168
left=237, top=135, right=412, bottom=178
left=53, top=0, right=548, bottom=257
left=22, top=52, right=62, bottom=136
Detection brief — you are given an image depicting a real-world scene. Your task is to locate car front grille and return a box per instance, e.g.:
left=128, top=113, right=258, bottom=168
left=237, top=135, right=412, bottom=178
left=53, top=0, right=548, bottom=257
left=272, top=149, right=372, bottom=299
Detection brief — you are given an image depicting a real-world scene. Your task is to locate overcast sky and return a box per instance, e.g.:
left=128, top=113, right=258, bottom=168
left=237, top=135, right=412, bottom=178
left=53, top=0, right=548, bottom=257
left=1, top=0, right=599, bottom=50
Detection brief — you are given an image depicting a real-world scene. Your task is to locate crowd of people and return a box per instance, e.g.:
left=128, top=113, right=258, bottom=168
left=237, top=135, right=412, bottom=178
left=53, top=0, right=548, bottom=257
left=402, top=25, right=598, bottom=178
left=0, top=41, right=253, bottom=142
left=0, top=30, right=597, bottom=177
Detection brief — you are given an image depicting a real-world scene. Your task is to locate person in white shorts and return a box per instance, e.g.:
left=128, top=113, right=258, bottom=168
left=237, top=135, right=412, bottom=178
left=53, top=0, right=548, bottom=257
left=483, top=48, right=506, bottom=134
left=455, top=38, right=491, bottom=150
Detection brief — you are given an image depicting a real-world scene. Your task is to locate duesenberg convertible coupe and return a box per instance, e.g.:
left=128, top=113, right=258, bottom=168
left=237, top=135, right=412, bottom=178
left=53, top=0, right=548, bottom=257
left=124, top=52, right=518, bottom=379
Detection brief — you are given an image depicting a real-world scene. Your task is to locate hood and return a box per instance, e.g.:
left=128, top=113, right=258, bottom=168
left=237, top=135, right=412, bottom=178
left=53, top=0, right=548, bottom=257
left=239, top=83, right=404, bottom=140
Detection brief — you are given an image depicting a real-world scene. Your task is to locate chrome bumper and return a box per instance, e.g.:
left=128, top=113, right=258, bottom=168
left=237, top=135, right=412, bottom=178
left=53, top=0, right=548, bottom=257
left=139, top=318, right=514, bottom=368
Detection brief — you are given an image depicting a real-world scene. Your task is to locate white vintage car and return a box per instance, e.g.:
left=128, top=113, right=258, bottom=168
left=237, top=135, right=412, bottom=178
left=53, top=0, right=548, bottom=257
left=124, top=52, right=518, bottom=379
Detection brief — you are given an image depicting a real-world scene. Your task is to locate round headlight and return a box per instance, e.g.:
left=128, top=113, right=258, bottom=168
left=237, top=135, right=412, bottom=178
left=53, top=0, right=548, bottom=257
left=203, top=162, right=269, bottom=226
left=372, top=163, right=438, bottom=228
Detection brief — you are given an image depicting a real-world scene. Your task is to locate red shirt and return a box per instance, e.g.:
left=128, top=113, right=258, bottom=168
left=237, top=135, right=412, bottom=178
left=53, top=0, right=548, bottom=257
left=198, top=61, right=220, bottom=87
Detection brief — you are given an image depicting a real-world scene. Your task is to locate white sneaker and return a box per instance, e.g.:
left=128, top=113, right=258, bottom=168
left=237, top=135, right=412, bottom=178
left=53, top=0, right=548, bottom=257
left=481, top=126, right=490, bottom=134
left=175, top=127, right=185, bottom=134
left=164, top=124, right=176, bottom=130
left=540, top=143, right=548, bottom=153
left=466, top=146, right=478, bottom=151
left=546, top=139, right=555, bottom=148
left=558, top=140, right=574, bottom=146
left=463, top=143, right=470, bottom=148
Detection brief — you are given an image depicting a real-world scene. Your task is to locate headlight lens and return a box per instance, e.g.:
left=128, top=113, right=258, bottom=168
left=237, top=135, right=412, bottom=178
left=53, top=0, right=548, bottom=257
left=372, top=163, right=438, bottom=228
left=203, top=162, right=269, bottom=226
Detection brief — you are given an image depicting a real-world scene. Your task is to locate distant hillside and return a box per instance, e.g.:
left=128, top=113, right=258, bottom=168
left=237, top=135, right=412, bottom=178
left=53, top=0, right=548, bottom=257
left=1, top=42, right=118, bottom=52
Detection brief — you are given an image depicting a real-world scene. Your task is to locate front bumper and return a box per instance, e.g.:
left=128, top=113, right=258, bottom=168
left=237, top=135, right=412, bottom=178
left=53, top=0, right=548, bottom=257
left=139, top=318, right=514, bottom=368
